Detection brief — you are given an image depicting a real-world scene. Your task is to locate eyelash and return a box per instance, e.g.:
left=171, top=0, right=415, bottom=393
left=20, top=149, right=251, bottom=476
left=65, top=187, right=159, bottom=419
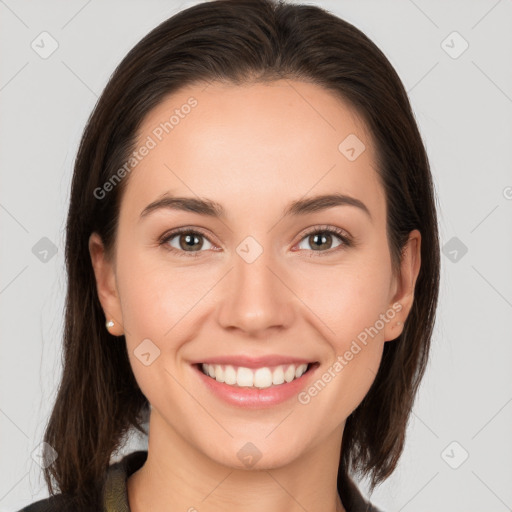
left=158, top=225, right=353, bottom=259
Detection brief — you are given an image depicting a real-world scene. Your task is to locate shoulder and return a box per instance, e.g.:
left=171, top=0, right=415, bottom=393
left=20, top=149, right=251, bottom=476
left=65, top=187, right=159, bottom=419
left=17, top=450, right=148, bottom=512
left=15, top=493, right=97, bottom=512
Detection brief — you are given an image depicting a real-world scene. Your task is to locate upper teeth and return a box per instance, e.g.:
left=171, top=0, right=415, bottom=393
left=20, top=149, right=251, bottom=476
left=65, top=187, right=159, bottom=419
left=201, top=363, right=309, bottom=389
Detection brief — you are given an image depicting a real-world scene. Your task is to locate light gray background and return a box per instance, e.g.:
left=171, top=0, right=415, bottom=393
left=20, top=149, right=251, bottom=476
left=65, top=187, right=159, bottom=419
left=1, top=1, right=511, bottom=511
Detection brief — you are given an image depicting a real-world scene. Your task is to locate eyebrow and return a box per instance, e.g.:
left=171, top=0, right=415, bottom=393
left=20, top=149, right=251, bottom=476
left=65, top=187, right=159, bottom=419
left=139, top=192, right=372, bottom=222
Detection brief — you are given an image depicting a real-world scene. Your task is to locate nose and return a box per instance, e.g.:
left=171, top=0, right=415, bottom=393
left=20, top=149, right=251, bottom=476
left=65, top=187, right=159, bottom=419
left=216, top=246, right=295, bottom=337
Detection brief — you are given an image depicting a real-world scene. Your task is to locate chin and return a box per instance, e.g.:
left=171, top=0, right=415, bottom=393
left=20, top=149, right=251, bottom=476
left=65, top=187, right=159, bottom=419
left=200, top=435, right=308, bottom=471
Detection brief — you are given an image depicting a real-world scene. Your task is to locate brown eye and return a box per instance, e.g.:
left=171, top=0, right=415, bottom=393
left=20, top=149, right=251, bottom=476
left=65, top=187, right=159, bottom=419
left=296, top=226, right=352, bottom=254
left=161, top=229, right=214, bottom=255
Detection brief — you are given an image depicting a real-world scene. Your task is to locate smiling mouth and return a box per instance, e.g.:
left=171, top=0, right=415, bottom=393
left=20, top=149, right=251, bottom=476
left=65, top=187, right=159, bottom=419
left=195, top=362, right=319, bottom=389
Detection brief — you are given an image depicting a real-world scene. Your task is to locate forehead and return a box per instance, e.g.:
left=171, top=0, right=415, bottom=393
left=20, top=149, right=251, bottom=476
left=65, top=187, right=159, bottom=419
left=122, top=79, right=385, bottom=225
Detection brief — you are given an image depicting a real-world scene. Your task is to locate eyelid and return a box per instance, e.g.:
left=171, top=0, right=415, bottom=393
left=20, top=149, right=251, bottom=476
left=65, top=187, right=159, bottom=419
left=296, top=224, right=351, bottom=243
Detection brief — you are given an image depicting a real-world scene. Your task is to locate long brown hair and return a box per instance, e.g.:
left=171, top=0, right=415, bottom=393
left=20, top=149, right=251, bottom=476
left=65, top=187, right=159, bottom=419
left=42, top=0, right=440, bottom=506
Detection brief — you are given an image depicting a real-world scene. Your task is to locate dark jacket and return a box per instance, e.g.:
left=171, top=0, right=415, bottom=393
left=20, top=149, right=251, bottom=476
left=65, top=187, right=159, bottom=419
left=17, top=450, right=384, bottom=512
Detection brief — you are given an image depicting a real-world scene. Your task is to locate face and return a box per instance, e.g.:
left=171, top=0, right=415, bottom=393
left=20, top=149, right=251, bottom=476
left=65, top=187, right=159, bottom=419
left=90, top=79, right=420, bottom=470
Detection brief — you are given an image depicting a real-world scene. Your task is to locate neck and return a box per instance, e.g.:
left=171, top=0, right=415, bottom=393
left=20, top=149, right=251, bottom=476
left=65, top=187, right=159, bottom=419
left=127, top=409, right=346, bottom=512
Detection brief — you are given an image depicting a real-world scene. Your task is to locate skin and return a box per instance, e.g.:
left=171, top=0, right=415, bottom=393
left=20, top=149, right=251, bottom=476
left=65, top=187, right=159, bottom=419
left=89, top=79, right=421, bottom=512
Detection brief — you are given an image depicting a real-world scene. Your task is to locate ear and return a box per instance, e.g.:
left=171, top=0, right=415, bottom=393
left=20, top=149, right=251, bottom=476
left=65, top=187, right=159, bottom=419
left=88, top=232, right=124, bottom=336
left=384, top=229, right=421, bottom=342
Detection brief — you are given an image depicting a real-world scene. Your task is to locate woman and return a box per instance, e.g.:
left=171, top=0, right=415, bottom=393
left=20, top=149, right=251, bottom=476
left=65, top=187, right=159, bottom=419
left=20, top=0, right=440, bottom=510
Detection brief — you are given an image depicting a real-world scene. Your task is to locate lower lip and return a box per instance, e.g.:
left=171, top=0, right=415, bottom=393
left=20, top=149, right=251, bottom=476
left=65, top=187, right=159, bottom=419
left=193, top=363, right=319, bottom=408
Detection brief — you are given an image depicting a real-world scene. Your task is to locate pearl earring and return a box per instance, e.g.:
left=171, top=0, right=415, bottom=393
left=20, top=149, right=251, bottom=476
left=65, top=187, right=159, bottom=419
left=106, top=320, right=115, bottom=330
left=396, top=321, right=403, bottom=326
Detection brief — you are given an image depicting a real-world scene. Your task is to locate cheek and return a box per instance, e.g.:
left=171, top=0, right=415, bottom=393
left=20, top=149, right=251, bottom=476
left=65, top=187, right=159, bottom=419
left=116, top=244, right=203, bottom=336
left=115, top=249, right=199, bottom=404
left=292, top=258, right=393, bottom=341
left=298, top=264, right=391, bottom=418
